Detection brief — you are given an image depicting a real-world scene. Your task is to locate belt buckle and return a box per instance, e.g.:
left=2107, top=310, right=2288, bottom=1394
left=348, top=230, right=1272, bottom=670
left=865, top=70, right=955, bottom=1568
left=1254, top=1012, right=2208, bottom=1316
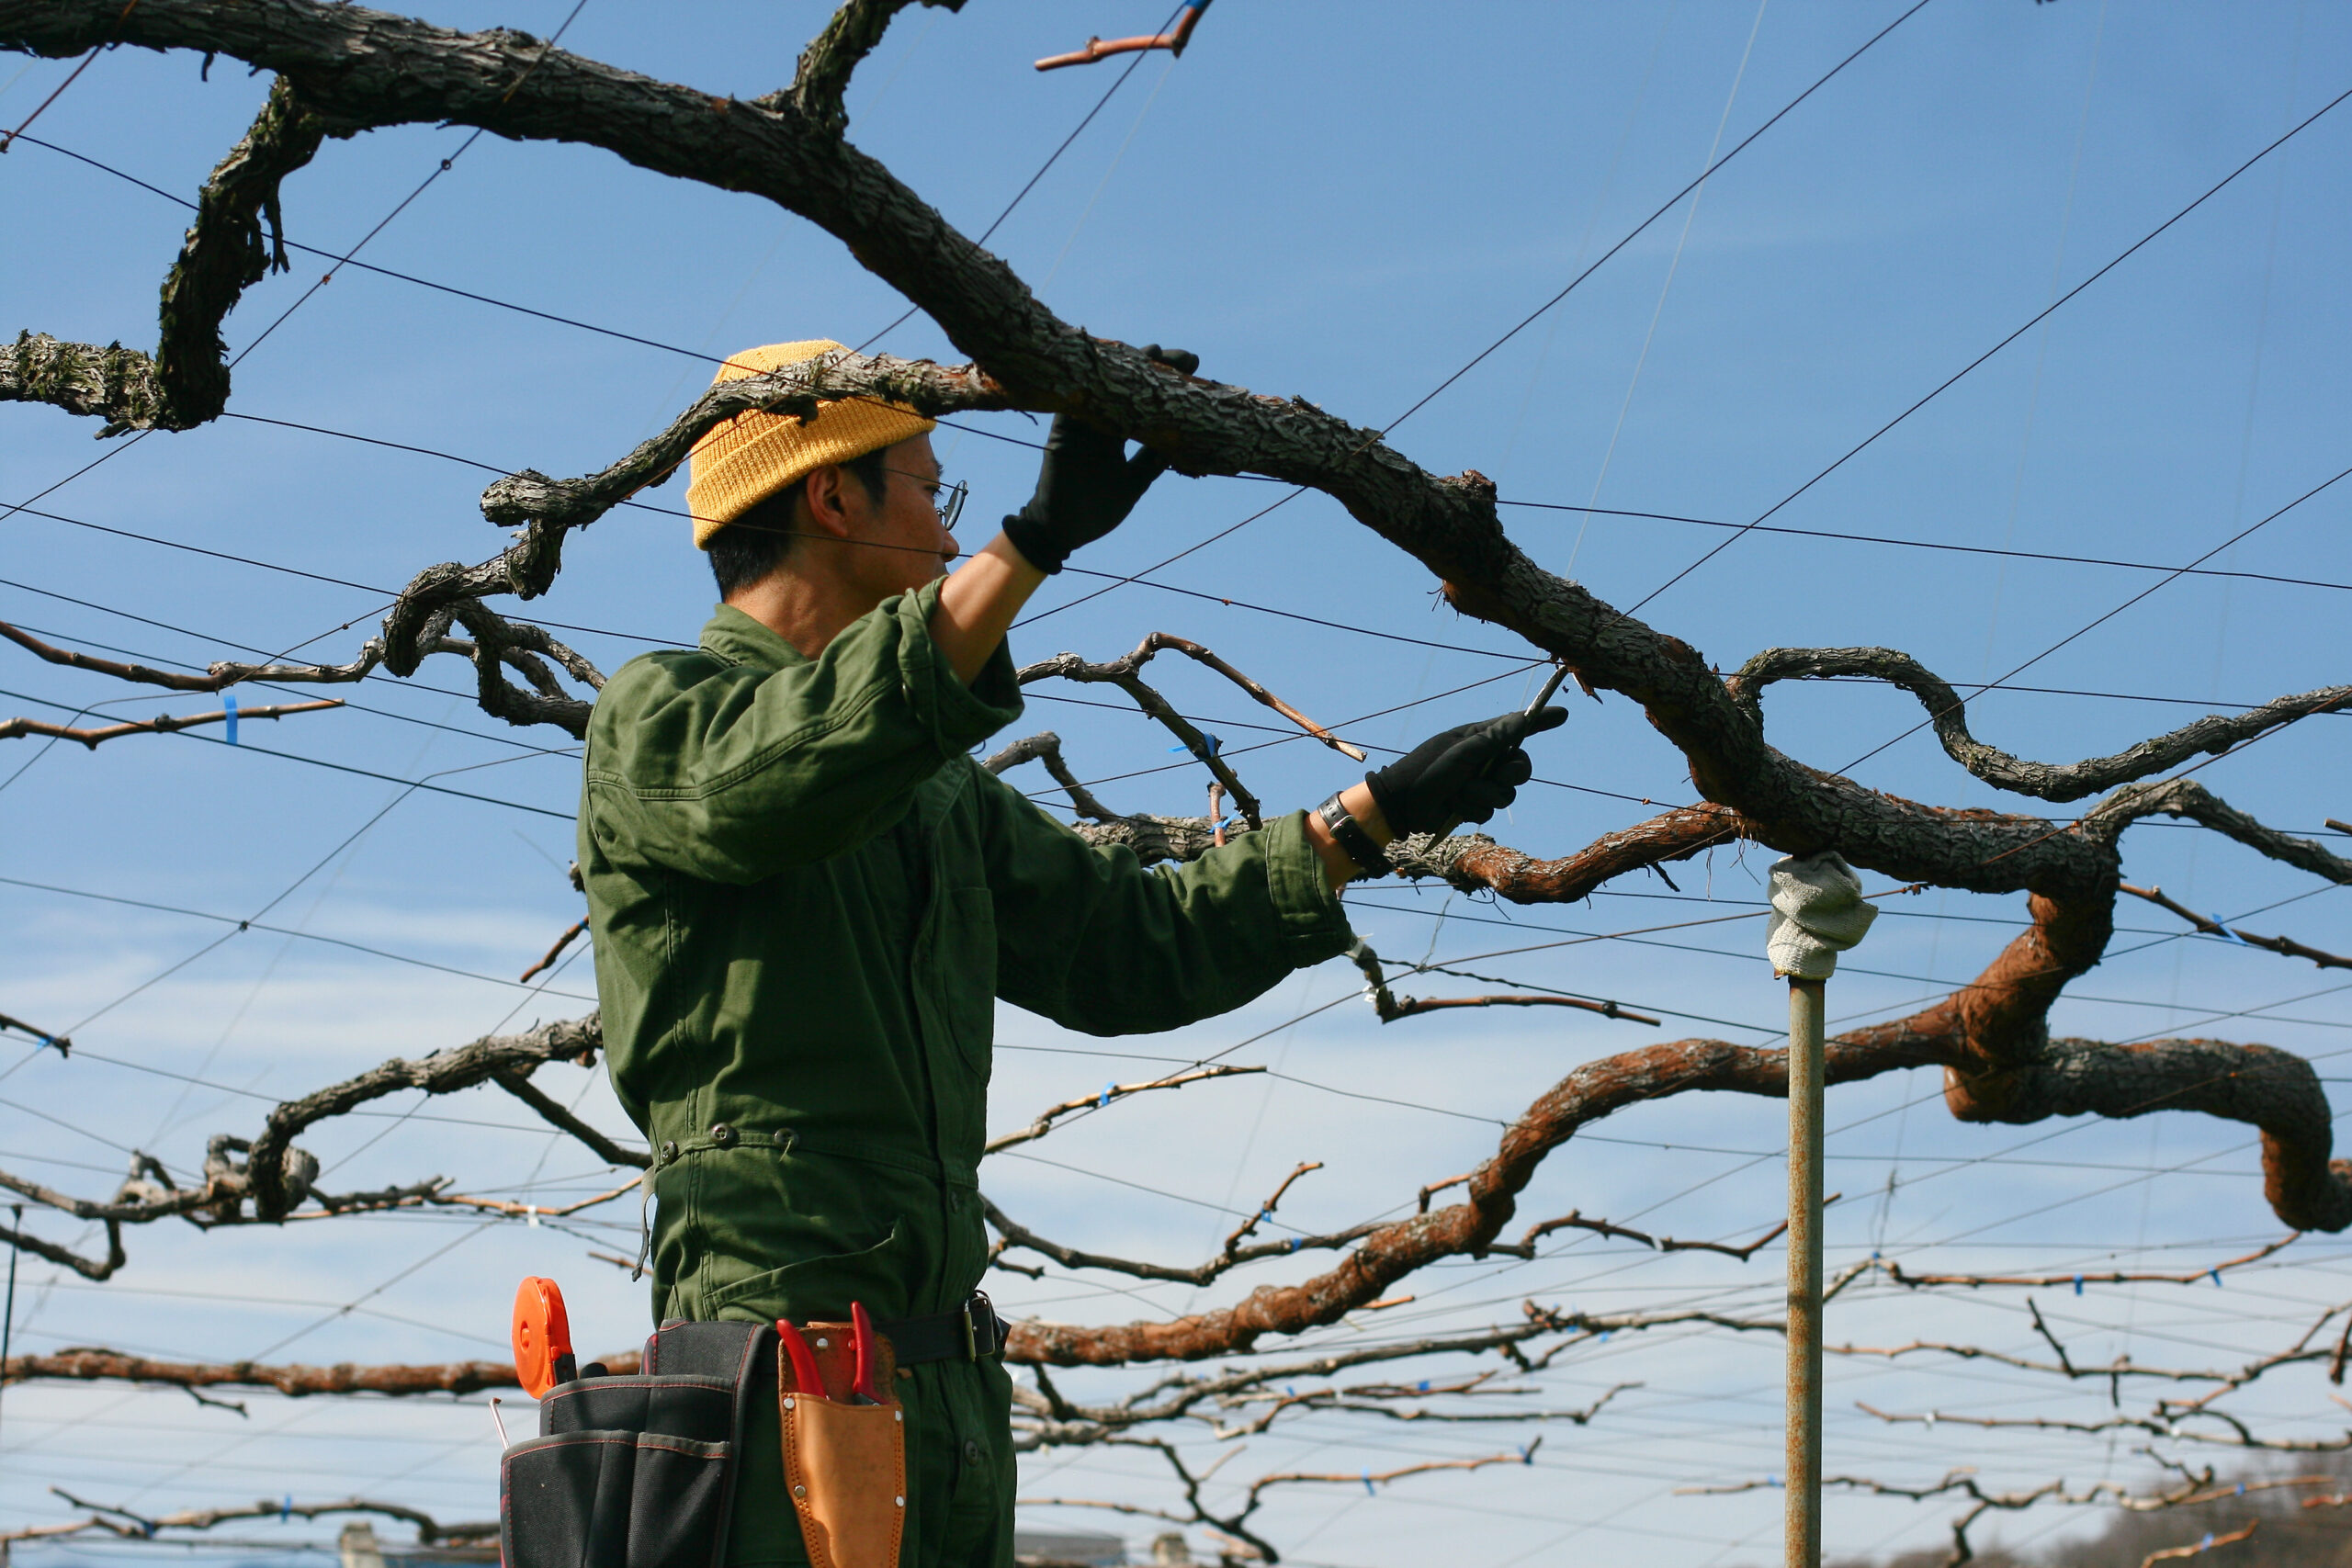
left=960, top=1291, right=994, bottom=1360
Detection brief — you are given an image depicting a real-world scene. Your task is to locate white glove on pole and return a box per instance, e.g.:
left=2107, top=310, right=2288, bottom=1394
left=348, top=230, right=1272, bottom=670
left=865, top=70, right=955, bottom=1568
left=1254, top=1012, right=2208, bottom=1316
left=1766, top=852, right=1878, bottom=980
left=1772, top=850, right=1872, bottom=1568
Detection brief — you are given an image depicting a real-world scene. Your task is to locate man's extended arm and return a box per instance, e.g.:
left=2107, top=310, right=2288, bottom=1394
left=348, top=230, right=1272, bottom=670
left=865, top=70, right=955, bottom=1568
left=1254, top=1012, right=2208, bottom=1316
left=930, top=532, right=1045, bottom=685
left=933, top=371, right=1564, bottom=889
left=976, top=770, right=1354, bottom=1037
left=1304, top=782, right=1391, bottom=891
left=932, top=350, right=1195, bottom=683
left=933, top=543, right=1395, bottom=892
left=1306, top=707, right=1571, bottom=889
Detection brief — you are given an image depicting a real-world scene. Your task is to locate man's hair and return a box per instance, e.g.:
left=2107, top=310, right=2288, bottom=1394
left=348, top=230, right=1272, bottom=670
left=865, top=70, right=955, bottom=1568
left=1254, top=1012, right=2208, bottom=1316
left=707, top=447, right=893, bottom=598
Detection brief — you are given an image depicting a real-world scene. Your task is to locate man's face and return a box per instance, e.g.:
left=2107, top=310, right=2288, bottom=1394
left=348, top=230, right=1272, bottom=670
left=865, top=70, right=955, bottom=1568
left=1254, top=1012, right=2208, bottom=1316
left=843, top=433, right=958, bottom=602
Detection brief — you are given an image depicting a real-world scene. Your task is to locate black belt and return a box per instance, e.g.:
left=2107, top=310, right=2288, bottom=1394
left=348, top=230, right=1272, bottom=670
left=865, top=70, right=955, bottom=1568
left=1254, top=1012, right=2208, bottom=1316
left=877, top=1292, right=1007, bottom=1366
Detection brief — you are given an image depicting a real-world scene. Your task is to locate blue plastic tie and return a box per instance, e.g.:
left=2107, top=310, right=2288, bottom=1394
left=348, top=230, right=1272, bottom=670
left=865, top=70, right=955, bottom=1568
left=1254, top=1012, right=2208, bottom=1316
left=1769, top=1476, right=1782, bottom=1489
left=2237, top=1482, right=2245, bottom=1496
left=2074, top=1274, right=2084, bottom=1295
left=281, top=1495, right=291, bottom=1522
left=2201, top=1534, right=2214, bottom=1551
left=1287, top=1236, right=1300, bottom=1252
left=2211, top=1268, right=2222, bottom=1287
left=222, top=693, right=239, bottom=746
left=1362, top=1471, right=1374, bottom=1496
left=1518, top=1443, right=1533, bottom=1465
left=1098, top=1081, right=1114, bottom=1108
left=2213, top=919, right=2249, bottom=946
left=1418, top=1380, right=1430, bottom=1393
left=1598, top=1329, right=1611, bottom=1343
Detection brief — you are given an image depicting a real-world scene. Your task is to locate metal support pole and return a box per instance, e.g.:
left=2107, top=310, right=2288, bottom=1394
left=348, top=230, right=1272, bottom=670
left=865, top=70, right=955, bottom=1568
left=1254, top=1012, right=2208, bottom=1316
left=1785, top=979, right=1826, bottom=1568
left=0, top=1202, right=20, bottom=1454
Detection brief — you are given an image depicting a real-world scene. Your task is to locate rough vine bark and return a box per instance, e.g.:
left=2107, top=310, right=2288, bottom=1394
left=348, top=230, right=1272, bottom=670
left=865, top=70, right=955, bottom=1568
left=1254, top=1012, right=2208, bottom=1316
left=0, top=0, right=2300, bottom=905
left=3, top=0, right=2345, bottom=1316
left=0, top=0, right=2180, bottom=892
left=241, top=1012, right=607, bottom=1219
left=0, top=1013, right=616, bottom=1265
left=1730, top=648, right=2352, bottom=803
left=2, top=1492, right=502, bottom=1551
left=154, top=73, right=340, bottom=424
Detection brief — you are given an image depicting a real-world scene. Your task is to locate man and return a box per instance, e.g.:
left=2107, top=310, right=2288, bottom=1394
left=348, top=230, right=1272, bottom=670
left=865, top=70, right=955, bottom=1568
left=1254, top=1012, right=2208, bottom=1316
left=579, top=340, right=1564, bottom=1567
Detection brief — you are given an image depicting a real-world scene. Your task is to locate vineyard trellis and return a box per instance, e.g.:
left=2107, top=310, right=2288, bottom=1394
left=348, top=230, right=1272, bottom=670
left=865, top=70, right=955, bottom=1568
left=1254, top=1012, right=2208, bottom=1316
left=4, top=3, right=2351, bottom=1564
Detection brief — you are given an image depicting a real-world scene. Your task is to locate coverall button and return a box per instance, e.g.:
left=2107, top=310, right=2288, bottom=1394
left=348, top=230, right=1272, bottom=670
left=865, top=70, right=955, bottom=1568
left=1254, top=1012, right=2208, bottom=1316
left=659, top=1139, right=678, bottom=1161
left=963, top=1438, right=982, bottom=1465
left=710, top=1122, right=736, bottom=1147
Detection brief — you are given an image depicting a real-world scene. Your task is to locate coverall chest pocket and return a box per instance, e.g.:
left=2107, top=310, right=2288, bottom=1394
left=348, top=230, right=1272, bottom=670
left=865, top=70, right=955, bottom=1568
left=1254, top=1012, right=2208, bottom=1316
left=937, top=886, right=998, bottom=1079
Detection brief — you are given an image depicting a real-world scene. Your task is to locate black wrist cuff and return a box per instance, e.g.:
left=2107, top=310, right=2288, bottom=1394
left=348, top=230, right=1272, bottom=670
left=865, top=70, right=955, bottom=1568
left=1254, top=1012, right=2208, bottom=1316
left=1361, top=770, right=1408, bottom=837
left=1317, top=794, right=1391, bottom=880
left=1001, top=513, right=1065, bottom=575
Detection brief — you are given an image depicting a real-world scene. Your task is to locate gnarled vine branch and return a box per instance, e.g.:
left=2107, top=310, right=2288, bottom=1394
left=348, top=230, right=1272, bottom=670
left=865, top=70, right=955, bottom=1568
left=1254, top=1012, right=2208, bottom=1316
left=1729, top=646, right=2352, bottom=804
left=1, top=1489, right=499, bottom=1551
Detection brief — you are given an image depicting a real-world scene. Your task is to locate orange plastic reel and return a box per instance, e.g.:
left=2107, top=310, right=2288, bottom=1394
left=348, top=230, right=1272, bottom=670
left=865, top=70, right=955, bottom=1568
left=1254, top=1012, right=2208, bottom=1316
left=511, top=1276, right=574, bottom=1398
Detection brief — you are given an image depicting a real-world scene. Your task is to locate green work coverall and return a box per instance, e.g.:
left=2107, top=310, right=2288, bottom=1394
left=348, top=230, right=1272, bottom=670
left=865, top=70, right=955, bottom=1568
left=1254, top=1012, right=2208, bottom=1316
left=579, top=580, right=1355, bottom=1566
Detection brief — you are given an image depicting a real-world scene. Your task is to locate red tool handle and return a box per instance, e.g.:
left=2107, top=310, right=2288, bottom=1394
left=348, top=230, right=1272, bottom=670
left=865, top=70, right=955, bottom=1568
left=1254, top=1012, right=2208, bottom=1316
left=850, top=1301, right=881, bottom=1404
left=775, top=1318, right=827, bottom=1399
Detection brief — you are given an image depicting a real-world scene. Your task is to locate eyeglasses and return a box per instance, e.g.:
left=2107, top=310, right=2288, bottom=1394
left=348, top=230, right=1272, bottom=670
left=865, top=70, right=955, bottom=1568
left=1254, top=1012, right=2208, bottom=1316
left=885, top=467, right=967, bottom=533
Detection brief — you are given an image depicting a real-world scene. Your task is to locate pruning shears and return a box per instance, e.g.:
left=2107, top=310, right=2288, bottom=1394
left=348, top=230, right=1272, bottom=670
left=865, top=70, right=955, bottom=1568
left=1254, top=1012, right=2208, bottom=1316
left=775, top=1301, right=886, bottom=1404
left=1521, top=661, right=1573, bottom=720
left=849, top=1301, right=884, bottom=1403
left=1423, top=661, right=1573, bottom=845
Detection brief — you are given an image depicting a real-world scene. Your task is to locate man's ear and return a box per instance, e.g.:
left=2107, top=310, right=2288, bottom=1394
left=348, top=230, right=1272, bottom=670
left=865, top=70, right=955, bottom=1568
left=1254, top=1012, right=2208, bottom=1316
left=799, top=464, right=854, bottom=536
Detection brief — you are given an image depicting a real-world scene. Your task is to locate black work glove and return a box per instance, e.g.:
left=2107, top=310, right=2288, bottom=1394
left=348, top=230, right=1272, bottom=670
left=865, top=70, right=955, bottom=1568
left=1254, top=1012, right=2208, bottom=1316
left=1365, top=705, right=1569, bottom=836
left=1001, top=344, right=1195, bottom=574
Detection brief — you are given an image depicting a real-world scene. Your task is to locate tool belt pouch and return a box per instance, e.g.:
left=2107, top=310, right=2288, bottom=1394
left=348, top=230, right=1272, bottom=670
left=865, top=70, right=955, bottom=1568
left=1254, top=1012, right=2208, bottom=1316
left=501, top=1320, right=769, bottom=1568
left=780, top=1321, right=906, bottom=1568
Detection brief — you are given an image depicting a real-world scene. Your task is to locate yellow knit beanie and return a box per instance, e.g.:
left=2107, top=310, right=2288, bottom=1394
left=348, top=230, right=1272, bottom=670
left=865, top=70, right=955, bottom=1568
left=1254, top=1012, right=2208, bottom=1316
left=684, top=340, right=937, bottom=548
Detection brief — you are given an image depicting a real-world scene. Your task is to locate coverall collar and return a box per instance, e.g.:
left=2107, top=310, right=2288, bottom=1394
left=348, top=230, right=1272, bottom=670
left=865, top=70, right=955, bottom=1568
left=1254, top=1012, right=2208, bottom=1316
left=701, top=601, right=809, bottom=671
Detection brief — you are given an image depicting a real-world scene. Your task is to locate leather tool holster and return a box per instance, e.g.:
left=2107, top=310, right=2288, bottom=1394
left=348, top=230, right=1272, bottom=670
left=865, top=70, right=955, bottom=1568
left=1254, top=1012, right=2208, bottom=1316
left=778, top=1323, right=906, bottom=1568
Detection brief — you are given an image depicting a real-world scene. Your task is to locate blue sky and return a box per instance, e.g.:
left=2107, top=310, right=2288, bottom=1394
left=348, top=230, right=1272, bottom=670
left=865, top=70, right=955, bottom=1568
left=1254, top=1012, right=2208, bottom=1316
left=6, top=3, right=2352, bottom=1564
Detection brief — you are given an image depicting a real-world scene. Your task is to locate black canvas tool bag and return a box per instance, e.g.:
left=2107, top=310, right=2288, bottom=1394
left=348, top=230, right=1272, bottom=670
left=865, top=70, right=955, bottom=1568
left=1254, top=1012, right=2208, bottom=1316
left=499, top=1298, right=1004, bottom=1568
left=501, top=1319, right=772, bottom=1568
